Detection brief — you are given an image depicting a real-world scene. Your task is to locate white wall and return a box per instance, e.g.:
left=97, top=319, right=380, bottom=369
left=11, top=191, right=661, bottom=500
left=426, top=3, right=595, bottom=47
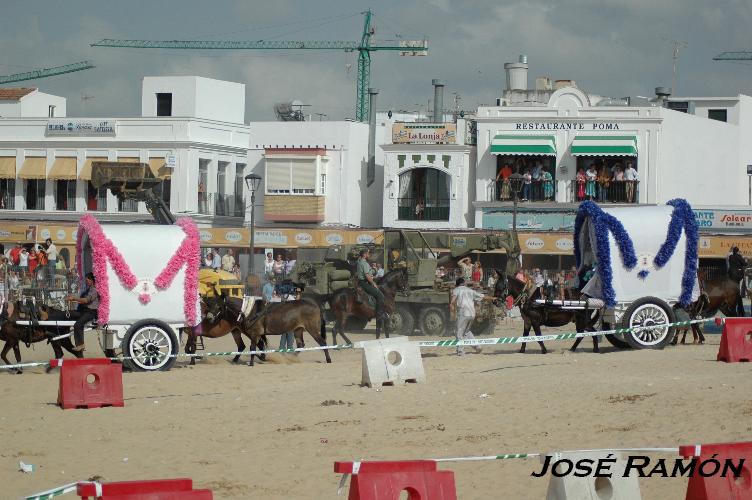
left=0, top=91, right=66, bottom=118
left=141, top=76, right=245, bottom=124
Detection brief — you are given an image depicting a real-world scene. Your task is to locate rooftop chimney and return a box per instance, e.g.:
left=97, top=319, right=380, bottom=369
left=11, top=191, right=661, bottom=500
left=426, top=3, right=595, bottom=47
left=655, top=86, right=672, bottom=107
left=504, top=55, right=529, bottom=91
left=432, top=79, right=445, bottom=123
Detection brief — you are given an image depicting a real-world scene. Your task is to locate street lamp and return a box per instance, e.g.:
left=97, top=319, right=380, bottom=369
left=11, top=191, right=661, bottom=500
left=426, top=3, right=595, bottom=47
left=245, top=173, right=262, bottom=279
left=507, top=173, right=525, bottom=232
left=505, top=172, right=525, bottom=277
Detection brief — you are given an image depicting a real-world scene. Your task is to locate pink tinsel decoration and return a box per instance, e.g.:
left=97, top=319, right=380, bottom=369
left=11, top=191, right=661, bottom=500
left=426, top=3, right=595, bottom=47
left=75, top=215, right=201, bottom=326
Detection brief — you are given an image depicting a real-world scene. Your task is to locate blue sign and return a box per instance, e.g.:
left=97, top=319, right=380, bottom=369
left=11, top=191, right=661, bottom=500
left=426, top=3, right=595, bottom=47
left=482, top=209, right=576, bottom=231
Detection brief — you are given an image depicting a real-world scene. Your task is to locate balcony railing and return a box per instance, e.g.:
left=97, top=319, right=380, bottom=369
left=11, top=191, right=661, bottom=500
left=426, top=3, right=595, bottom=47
left=398, top=198, right=450, bottom=221
left=571, top=180, right=639, bottom=204
left=199, top=193, right=245, bottom=217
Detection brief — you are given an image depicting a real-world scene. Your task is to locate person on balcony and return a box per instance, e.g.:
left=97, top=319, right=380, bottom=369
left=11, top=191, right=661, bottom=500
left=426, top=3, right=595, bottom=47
left=612, top=165, right=625, bottom=202
left=415, top=198, right=425, bottom=220
left=585, top=164, right=598, bottom=200
left=496, top=163, right=512, bottom=200
left=531, top=162, right=543, bottom=201
left=521, top=169, right=532, bottom=201
left=541, top=168, right=554, bottom=201
left=624, top=162, right=638, bottom=203
left=576, top=168, right=586, bottom=201
left=597, top=164, right=610, bottom=203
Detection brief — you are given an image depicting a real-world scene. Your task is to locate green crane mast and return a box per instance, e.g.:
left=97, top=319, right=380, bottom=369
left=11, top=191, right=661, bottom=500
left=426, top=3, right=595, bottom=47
left=91, top=10, right=427, bottom=122
left=713, top=51, right=752, bottom=61
left=0, top=60, right=95, bottom=85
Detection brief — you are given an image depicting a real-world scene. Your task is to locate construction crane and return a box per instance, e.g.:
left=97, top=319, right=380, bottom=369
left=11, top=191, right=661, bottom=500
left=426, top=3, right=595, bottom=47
left=0, top=60, right=95, bottom=85
left=713, top=51, right=752, bottom=62
left=91, top=10, right=427, bottom=121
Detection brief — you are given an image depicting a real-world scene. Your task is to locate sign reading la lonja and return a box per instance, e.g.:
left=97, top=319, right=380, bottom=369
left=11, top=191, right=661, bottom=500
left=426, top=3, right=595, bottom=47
left=392, top=123, right=456, bottom=144
left=46, top=120, right=116, bottom=137
left=514, top=122, right=622, bottom=130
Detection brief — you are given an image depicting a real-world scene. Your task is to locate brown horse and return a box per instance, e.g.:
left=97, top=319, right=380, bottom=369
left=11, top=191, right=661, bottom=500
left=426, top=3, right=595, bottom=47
left=325, top=269, right=408, bottom=345
left=244, top=299, right=330, bottom=366
left=502, top=277, right=601, bottom=353
left=0, top=300, right=83, bottom=374
left=672, top=273, right=743, bottom=345
left=183, top=293, right=266, bottom=366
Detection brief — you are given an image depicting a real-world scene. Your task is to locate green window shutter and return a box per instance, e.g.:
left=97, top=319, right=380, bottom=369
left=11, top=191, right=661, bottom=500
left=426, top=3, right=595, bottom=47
left=427, top=155, right=435, bottom=163
left=442, top=155, right=450, bottom=168
left=412, top=155, right=421, bottom=164
left=397, top=155, right=406, bottom=168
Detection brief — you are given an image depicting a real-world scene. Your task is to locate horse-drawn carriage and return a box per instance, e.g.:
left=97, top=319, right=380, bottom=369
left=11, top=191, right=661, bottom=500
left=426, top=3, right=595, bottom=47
left=536, top=199, right=699, bottom=349
left=13, top=215, right=201, bottom=372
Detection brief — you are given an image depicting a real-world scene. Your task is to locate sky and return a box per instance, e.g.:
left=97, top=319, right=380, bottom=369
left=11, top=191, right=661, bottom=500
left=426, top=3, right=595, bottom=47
left=1, top=0, right=751, bottom=121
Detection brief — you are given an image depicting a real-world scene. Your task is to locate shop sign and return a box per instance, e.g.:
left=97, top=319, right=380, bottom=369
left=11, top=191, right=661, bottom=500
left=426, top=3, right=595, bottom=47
left=524, top=236, right=545, bottom=250
left=199, top=230, right=213, bottom=242
left=46, top=120, right=116, bottom=137
left=694, top=209, right=752, bottom=231
left=356, top=234, right=375, bottom=244
left=0, top=225, right=36, bottom=242
left=224, top=231, right=242, bottom=243
left=295, top=232, right=313, bottom=245
left=392, top=123, right=456, bottom=144
left=325, top=233, right=343, bottom=245
left=482, top=209, right=576, bottom=232
left=556, top=238, right=574, bottom=251
left=255, top=230, right=288, bottom=245
left=514, top=122, right=620, bottom=131
left=57, top=229, right=67, bottom=241
left=40, top=229, right=51, bottom=240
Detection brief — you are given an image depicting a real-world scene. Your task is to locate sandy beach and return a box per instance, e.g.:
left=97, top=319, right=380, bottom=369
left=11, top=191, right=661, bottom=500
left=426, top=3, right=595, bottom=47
left=3, top=324, right=750, bottom=499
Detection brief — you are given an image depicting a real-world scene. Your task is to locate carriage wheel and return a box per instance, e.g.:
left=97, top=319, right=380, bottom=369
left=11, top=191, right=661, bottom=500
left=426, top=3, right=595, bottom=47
left=621, top=297, right=675, bottom=350
left=122, top=319, right=179, bottom=371
left=388, top=305, right=415, bottom=336
left=604, top=323, right=631, bottom=349
left=419, top=306, right=448, bottom=337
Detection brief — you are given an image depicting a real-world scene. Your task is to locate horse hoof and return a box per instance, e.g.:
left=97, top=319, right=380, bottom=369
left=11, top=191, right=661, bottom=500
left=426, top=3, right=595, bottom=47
left=15, top=369, right=23, bottom=375
left=231, top=357, right=240, bottom=363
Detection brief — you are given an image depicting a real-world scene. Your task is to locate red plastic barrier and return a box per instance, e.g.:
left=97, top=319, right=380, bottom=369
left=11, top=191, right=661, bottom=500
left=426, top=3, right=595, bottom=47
left=54, top=358, right=124, bottom=410
left=77, top=478, right=212, bottom=499
left=679, top=441, right=752, bottom=500
left=334, top=461, right=456, bottom=500
left=716, top=318, right=752, bottom=362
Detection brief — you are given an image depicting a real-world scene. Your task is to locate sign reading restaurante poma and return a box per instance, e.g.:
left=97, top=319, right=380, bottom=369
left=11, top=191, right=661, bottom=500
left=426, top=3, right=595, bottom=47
left=515, top=122, right=621, bottom=130
left=46, top=120, right=116, bottom=137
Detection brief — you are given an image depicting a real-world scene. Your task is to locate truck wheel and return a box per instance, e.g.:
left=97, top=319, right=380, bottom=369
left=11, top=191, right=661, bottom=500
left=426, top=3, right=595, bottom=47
left=419, top=307, right=448, bottom=337
left=122, top=319, right=179, bottom=371
left=388, top=305, right=415, bottom=336
left=620, top=297, right=675, bottom=350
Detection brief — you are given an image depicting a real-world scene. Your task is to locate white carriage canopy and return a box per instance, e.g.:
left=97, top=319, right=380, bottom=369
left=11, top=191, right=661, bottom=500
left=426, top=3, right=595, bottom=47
left=573, top=199, right=700, bottom=307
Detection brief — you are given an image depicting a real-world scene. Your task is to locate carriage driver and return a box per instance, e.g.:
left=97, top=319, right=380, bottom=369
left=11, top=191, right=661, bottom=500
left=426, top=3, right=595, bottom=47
left=66, top=272, right=99, bottom=352
left=357, top=249, right=387, bottom=321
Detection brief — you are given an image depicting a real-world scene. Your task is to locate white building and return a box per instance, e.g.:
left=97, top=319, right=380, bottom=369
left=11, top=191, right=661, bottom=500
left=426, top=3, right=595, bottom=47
left=0, top=88, right=66, bottom=118
left=473, top=56, right=752, bottom=230
left=0, top=76, right=251, bottom=226
left=246, top=120, right=386, bottom=228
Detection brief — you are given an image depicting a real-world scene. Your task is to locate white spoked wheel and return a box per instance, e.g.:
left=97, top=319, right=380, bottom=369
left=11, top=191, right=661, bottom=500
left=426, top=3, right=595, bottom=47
left=621, top=297, right=675, bottom=350
left=123, top=319, right=178, bottom=371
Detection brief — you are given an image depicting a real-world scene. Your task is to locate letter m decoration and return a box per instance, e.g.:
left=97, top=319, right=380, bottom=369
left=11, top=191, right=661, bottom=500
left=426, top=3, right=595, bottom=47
left=75, top=215, right=201, bottom=326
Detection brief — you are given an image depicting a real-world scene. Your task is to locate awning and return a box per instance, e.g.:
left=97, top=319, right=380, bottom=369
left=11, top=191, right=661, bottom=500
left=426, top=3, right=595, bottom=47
left=490, top=135, right=556, bottom=156
left=48, top=157, right=77, bottom=180
left=18, top=157, right=46, bottom=179
left=570, top=135, right=637, bottom=156
left=148, top=157, right=170, bottom=179
left=0, top=157, right=16, bottom=179
left=79, top=157, right=108, bottom=181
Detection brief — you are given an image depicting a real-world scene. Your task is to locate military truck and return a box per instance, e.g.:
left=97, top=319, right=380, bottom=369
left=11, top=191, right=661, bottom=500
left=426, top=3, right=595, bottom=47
left=290, top=229, right=520, bottom=336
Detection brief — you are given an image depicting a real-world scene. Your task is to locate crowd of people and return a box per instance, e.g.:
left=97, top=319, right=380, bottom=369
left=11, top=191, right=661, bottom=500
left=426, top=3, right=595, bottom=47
left=202, top=248, right=243, bottom=279
left=576, top=161, right=639, bottom=203
left=495, top=160, right=555, bottom=202
left=0, top=238, right=69, bottom=300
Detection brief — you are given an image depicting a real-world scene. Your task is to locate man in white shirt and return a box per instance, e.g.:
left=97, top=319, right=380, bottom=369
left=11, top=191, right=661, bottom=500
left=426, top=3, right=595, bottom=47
left=45, top=238, right=58, bottom=286
left=211, top=249, right=222, bottom=270
left=450, top=277, right=486, bottom=356
left=221, top=248, right=236, bottom=273
left=264, top=252, right=275, bottom=275
left=624, top=162, right=638, bottom=203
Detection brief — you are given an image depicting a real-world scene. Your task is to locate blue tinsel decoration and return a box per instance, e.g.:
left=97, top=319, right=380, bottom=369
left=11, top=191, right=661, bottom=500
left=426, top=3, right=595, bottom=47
left=654, top=198, right=699, bottom=306
left=638, top=270, right=650, bottom=280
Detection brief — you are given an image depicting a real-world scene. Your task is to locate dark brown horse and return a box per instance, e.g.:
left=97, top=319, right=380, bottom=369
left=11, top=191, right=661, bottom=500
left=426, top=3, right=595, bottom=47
left=325, top=269, right=408, bottom=345
left=0, top=300, right=83, bottom=373
left=183, top=293, right=266, bottom=365
left=502, top=277, right=601, bottom=353
left=672, top=273, right=744, bottom=345
left=244, top=299, right=330, bottom=366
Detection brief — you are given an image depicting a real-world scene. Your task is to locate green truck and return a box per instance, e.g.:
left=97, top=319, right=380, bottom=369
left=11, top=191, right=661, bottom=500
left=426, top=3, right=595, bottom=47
left=290, top=229, right=520, bottom=336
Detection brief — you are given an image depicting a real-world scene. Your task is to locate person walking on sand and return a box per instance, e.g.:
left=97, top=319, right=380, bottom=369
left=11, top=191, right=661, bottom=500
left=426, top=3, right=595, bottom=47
left=450, top=277, right=486, bottom=356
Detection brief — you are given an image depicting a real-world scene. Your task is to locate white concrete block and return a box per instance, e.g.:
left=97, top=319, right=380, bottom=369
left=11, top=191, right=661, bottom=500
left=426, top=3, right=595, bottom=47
left=360, top=336, right=425, bottom=387
left=544, top=452, right=641, bottom=500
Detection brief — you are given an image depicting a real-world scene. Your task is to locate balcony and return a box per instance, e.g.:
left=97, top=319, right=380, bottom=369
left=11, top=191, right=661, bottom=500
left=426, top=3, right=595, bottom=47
left=198, top=193, right=246, bottom=217
left=398, top=198, right=450, bottom=221
left=264, top=194, right=324, bottom=222
left=571, top=180, right=639, bottom=204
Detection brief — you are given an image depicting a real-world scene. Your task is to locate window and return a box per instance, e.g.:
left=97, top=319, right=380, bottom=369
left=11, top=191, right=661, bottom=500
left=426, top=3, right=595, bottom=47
left=198, top=159, right=209, bottom=214
left=427, top=155, right=435, bottom=164
left=0, top=179, right=15, bottom=209
left=24, top=179, right=45, bottom=210
left=217, top=161, right=228, bottom=196
left=48, top=105, right=56, bottom=117
left=442, top=155, right=451, bottom=168
left=156, top=93, right=172, bottom=116
left=55, top=180, right=76, bottom=211
left=118, top=197, right=138, bottom=212
left=412, top=155, right=421, bottom=163
left=87, top=181, right=106, bottom=211
left=320, top=173, right=326, bottom=195
left=397, top=155, right=406, bottom=168
left=397, top=168, right=450, bottom=221
left=234, top=164, right=246, bottom=217
left=667, top=101, right=689, bottom=113
left=708, top=109, right=727, bottom=123
left=265, top=158, right=317, bottom=195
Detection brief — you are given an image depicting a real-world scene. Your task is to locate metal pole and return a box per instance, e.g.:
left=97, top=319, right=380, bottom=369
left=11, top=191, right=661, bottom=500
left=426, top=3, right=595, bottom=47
left=748, top=175, right=751, bottom=206
left=367, top=88, right=378, bottom=187
left=249, top=190, right=256, bottom=276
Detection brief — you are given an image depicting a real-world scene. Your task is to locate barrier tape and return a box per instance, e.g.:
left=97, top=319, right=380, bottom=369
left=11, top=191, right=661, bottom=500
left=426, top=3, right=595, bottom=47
left=0, top=317, right=719, bottom=371
left=23, top=481, right=79, bottom=500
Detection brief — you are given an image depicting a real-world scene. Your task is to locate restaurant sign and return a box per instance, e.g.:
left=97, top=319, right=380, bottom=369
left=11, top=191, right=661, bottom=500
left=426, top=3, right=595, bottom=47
left=46, top=120, right=116, bottom=137
left=693, top=209, right=752, bottom=231
left=392, top=123, right=456, bottom=144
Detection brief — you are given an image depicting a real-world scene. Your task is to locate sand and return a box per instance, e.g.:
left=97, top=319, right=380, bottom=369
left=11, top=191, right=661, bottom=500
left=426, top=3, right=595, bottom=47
left=3, top=323, right=751, bottom=499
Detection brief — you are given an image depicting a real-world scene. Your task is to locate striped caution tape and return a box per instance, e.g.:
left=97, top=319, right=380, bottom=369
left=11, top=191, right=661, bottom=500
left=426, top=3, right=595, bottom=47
left=417, top=317, right=717, bottom=348
left=23, top=481, right=80, bottom=500
left=0, top=317, right=720, bottom=371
